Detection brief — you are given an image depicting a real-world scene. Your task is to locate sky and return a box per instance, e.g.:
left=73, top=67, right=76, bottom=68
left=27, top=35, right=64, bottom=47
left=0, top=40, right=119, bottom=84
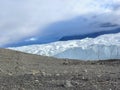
left=0, top=0, right=120, bottom=47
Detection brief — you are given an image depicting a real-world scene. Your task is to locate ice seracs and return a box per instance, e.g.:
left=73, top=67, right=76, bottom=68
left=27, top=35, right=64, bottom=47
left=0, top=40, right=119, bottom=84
left=9, top=33, right=120, bottom=60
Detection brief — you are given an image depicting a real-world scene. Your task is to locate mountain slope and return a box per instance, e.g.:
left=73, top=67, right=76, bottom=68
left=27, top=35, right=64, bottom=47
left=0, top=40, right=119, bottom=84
left=9, top=33, right=120, bottom=60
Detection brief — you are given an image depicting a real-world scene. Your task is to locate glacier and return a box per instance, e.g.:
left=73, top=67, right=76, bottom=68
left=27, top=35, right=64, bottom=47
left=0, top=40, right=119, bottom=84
left=8, top=33, right=120, bottom=60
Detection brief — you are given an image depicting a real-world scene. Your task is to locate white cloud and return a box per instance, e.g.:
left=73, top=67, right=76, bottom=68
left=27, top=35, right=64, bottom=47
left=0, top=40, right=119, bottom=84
left=0, top=0, right=120, bottom=46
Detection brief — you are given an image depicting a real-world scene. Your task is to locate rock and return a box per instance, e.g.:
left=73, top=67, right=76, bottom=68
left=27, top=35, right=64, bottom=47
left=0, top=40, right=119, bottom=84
left=84, top=69, right=88, bottom=73
left=65, top=80, right=73, bottom=87
left=56, top=73, right=60, bottom=76
left=41, top=71, right=46, bottom=76
left=32, top=70, right=40, bottom=75
left=35, top=80, right=39, bottom=83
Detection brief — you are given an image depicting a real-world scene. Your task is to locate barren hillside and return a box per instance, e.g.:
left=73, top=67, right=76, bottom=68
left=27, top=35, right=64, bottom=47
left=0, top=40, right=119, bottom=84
left=0, top=48, right=120, bottom=90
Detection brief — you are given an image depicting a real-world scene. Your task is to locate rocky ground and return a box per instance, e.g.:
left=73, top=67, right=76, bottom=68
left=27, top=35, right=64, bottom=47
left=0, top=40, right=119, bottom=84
left=0, top=48, right=120, bottom=90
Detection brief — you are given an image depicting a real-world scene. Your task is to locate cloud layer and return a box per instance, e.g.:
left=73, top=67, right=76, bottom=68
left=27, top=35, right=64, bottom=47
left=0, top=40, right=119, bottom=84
left=0, top=0, right=120, bottom=47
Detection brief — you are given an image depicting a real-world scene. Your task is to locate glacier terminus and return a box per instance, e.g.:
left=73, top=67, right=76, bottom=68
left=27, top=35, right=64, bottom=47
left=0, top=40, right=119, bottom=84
left=9, top=33, right=120, bottom=60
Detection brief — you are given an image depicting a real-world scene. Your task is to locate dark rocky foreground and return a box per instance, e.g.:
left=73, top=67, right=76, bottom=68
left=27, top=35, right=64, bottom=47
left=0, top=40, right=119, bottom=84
left=0, top=48, right=120, bottom=90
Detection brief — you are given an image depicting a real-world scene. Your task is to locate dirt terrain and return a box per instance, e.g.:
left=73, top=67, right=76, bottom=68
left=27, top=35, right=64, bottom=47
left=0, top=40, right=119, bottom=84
left=0, top=48, right=120, bottom=90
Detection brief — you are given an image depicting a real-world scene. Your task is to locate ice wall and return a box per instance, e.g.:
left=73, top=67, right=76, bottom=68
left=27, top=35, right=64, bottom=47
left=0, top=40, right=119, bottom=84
left=54, top=45, right=120, bottom=60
